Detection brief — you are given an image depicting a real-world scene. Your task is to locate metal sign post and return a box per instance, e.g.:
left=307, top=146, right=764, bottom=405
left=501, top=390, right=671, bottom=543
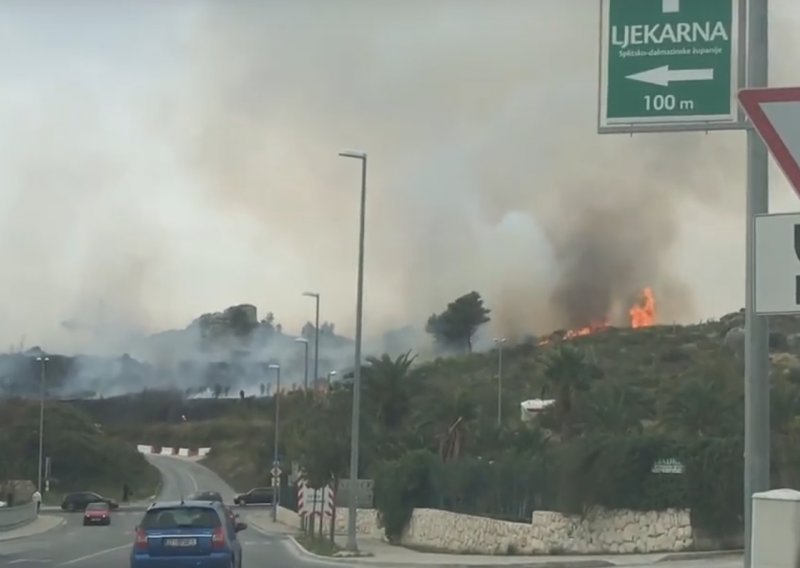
left=598, top=2, right=769, bottom=566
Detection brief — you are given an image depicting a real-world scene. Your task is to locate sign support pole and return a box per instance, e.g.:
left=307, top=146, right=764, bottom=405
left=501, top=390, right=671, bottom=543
left=744, top=2, right=769, bottom=567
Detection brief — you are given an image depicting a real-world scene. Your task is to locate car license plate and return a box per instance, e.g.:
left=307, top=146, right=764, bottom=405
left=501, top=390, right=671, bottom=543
left=164, top=538, right=197, bottom=547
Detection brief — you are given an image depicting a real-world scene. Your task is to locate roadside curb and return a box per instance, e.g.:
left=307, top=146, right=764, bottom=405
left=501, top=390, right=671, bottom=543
left=286, top=535, right=368, bottom=563
left=245, top=514, right=298, bottom=536
left=656, top=550, right=744, bottom=562
left=245, top=519, right=355, bottom=564
left=285, top=536, right=617, bottom=568
left=391, top=563, right=615, bottom=568
left=0, top=516, right=65, bottom=542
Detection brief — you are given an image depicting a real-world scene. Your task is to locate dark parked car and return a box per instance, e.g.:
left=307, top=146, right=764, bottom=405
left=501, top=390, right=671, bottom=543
left=61, top=492, right=119, bottom=512
left=233, top=487, right=273, bottom=506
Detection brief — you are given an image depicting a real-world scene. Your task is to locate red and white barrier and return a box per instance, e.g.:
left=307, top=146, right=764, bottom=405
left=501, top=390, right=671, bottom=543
left=137, top=444, right=211, bottom=457
left=296, top=475, right=334, bottom=519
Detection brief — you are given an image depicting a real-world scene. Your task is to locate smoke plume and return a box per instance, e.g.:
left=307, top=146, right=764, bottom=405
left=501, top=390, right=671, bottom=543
left=1, top=0, right=800, bottom=358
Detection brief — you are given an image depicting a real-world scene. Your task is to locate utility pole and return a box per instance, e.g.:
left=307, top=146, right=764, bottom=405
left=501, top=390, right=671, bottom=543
left=269, top=363, right=281, bottom=522
left=35, top=355, right=49, bottom=494
left=295, top=338, right=310, bottom=390
left=302, top=292, right=320, bottom=388
left=493, top=338, right=506, bottom=427
left=744, top=2, right=769, bottom=568
left=339, top=149, right=368, bottom=552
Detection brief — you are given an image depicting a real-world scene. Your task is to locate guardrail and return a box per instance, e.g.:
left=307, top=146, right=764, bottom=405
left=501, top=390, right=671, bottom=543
left=0, top=501, right=36, bottom=531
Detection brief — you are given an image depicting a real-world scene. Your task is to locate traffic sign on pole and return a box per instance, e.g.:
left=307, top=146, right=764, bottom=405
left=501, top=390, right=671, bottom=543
left=271, top=466, right=282, bottom=479
left=598, top=0, right=741, bottom=133
left=739, top=87, right=800, bottom=199
left=753, top=213, right=800, bottom=316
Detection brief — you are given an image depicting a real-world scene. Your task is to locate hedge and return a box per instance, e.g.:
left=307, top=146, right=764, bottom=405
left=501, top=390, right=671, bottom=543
left=373, top=433, right=744, bottom=540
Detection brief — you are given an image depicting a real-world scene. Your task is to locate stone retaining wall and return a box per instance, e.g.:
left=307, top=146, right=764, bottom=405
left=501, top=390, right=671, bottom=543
left=327, top=506, right=693, bottom=554
left=332, top=507, right=382, bottom=538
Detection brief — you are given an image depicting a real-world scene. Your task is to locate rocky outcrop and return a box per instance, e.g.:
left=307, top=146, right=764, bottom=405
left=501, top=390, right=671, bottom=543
left=330, top=507, right=693, bottom=555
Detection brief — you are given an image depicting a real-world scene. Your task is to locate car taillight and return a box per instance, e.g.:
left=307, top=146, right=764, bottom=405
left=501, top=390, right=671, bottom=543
left=211, top=526, right=225, bottom=549
left=134, top=529, right=148, bottom=551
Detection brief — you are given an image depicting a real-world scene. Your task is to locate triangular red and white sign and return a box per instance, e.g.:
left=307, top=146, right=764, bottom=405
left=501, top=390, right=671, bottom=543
left=739, top=87, right=800, bottom=197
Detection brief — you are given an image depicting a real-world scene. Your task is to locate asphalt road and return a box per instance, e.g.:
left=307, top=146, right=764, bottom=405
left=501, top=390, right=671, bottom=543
left=0, top=455, right=340, bottom=568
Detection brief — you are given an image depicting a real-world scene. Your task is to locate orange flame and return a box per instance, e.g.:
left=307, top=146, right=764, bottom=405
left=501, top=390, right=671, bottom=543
left=537, top=289, right=656, bottom=346
left=538, top=319, right=609, bottom=345
left=563, top=320, right=609, bottom=340
left=629, top=287, right=656, bottom=328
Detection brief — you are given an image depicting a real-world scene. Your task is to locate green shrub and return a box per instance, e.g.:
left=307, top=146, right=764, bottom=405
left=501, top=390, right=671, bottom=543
left=552, top=433, right=739, bottom=536
left=373, top=450, right=442, bottom=541
left=682, top=437, right=743, bottom=535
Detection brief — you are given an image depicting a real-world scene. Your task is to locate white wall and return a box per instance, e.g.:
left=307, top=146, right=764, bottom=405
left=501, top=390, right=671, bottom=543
left=327, top=506, right=693, bottom=554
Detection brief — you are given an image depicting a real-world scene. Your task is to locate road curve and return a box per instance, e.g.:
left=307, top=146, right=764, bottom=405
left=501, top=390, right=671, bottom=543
left=0, top=455, right=346, bottom=568
left=146, top=454, right=239, bottom=503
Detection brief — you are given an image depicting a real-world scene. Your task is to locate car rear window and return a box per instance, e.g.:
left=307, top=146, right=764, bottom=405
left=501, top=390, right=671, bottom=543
left=86, top=502, right=108, bottom=511
left=140, top=507, right=221, bottom=530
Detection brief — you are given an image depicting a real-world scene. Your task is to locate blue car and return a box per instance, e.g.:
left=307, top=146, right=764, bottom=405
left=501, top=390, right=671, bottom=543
left=130, top=500, right=247, bottom=568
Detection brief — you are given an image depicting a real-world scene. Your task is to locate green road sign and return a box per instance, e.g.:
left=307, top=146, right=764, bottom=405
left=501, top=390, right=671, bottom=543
left=598, top=0, right=741, bottom=133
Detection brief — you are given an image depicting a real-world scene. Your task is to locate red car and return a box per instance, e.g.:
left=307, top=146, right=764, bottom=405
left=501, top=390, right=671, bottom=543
left=83, top=501, right=111, bottom=526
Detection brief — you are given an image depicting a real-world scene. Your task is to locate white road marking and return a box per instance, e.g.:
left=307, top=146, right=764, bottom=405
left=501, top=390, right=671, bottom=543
left=10, top=560, right=51, bottom=564
left=59, top=543, right=130, bottom=565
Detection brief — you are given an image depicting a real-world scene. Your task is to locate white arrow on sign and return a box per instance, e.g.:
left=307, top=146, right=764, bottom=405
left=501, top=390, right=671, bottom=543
left=625, top=65, right=714, bottom=87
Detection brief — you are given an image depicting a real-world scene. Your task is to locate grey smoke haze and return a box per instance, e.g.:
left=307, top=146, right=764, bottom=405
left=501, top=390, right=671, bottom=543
left=1, top=0, right=800, bottom=356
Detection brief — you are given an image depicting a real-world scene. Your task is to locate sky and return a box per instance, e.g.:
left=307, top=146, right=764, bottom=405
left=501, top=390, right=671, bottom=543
left=1, top=0, right=800, bottom=354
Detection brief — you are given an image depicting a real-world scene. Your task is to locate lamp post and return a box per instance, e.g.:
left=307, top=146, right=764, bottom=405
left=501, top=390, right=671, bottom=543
left=302, top=292, right=320, bottom=387
left=268, top=363, right=281, bottom=522
left=339, top=148, right=367, bottom=552
left=35, top=355, right=49, bottom=494
left=493, top=338, right=506, bottom=428
left=295, top=338, right=310, bottom=390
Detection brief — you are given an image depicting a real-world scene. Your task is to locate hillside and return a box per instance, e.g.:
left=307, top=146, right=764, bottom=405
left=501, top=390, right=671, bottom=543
left=0, top=399, right=159, bottom=504
left=74, top=308, right=800, bottom=542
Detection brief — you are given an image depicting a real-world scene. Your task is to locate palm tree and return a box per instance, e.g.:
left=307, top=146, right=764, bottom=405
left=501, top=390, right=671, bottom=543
left=578, top=384, right=644, bottom=435
left=542, top=345, right=598, bottom=438
left=362, top=351, right=417, bottom=432
left=414, top=386, right=477, bottom=462
left=657, top=375, right=739, bottom=437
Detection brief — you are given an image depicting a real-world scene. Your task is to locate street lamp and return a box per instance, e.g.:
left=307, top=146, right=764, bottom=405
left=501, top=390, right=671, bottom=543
left=35, top=355, right=49, bottom=494
left=295, top=338, right=310, bottom=390
left=493, top=338, right=507, bottom=427
left=339, top=148, right=367, bottom=552
left=268, top=363, right=281, bottom=522
left=302, top=292, right=320, bottom=388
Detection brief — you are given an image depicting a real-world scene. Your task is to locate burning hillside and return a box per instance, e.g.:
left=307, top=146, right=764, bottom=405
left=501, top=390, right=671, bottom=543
left=540, top=287, right=657, bottom=344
